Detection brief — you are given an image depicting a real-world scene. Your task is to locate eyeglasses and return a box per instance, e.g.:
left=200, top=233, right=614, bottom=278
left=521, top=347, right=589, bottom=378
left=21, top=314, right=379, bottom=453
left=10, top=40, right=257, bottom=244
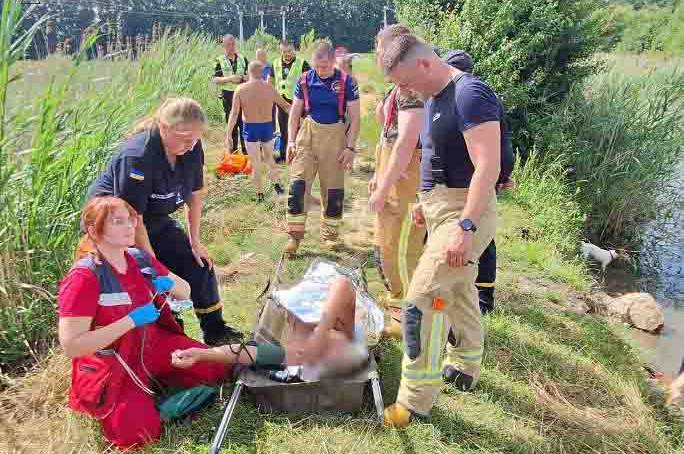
left=109, top=216, right=138, bottom=228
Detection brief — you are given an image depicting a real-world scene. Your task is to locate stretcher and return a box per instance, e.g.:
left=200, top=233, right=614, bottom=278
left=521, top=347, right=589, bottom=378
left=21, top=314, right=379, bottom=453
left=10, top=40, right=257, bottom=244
left=208, top=254, right=385, bottom=454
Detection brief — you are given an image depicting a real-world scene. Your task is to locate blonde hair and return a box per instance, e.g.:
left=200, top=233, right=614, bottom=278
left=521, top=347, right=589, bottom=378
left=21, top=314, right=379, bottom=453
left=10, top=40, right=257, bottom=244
left=127, top=97, right=207, bottom=137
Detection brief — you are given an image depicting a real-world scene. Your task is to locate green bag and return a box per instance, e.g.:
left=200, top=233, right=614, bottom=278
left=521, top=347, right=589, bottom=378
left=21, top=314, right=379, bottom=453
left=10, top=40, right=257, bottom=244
left=157, top=385, right=217, bottom=422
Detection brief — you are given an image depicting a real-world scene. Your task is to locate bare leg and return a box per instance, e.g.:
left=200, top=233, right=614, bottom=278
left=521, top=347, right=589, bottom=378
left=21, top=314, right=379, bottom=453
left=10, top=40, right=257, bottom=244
left=245, top=141, right=263, bottom=194
left=261, top=140, right=280, bottom=184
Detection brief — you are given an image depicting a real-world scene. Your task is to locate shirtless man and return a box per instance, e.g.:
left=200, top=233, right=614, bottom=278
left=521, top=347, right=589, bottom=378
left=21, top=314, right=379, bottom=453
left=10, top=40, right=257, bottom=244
left=226, top=61, right=291, bottom=202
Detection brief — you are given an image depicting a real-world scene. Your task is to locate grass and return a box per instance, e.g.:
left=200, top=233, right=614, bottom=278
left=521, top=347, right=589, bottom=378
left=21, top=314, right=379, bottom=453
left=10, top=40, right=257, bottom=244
left=0, top=13, right=681, bottom=453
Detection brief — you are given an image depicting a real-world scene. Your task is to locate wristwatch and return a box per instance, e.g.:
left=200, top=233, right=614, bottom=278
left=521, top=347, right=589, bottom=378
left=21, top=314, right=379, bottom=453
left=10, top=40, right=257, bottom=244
left=458, top=218, right=477, bottom=232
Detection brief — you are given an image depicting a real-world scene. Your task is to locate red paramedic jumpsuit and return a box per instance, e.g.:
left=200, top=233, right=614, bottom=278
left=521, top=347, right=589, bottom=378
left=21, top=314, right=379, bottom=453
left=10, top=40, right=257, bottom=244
left=58, top=250, right=230, bottom=449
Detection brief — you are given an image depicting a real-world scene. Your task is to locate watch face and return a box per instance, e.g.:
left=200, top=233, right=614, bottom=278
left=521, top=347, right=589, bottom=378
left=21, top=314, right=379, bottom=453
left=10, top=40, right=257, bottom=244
left=461, top=219, right=474, bottom=231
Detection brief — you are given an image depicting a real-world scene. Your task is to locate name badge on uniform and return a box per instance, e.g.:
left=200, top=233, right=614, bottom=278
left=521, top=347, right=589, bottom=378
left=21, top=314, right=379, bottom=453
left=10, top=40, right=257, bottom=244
left=98, top=292, right=133, bottom=306
left=129, top=169, right=145, bottom=181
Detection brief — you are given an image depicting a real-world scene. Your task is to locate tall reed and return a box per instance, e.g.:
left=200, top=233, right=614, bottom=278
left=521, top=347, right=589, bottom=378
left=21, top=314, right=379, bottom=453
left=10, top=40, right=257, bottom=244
left=0, top=12, right=222, bottom=370
left=537, top=58, right=684, bottom=246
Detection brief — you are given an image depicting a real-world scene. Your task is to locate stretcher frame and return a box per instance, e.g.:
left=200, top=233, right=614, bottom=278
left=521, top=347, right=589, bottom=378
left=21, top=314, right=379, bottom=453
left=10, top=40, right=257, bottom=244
left=208, top=253, right=385, bottom=454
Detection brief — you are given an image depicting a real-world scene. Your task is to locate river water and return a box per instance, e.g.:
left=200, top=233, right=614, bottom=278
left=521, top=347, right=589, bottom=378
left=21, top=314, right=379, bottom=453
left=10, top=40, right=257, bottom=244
left=605, top=167, right=683, bottom=376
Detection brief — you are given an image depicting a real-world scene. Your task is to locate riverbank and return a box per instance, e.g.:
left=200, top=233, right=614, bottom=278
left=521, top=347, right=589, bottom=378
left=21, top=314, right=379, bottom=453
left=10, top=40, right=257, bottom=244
left=2, top=115, right=682, bottom=453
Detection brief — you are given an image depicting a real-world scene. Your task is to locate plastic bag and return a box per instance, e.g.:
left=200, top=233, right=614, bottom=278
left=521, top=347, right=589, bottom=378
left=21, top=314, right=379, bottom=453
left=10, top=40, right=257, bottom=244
left=215, top=152, right=252, bottom=177
left=272, top=259, right=384, bottom=346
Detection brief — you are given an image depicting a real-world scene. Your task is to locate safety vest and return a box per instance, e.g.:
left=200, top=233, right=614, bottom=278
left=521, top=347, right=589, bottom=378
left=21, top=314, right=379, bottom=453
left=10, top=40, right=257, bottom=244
left=216, top=53, right=247, bottom=91
left=67, top=248, right=182, bottom=420
left=299, top=69, right=349, bottom=123
left=273, top=57, right=305, bottom=100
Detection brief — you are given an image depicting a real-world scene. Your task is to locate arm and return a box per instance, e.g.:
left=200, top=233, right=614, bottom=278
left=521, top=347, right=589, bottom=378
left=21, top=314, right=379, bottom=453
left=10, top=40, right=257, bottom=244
left=59, top=317, right=134, bottom=358
left=345, top=99, right=361, bottom=150
left=273, top=87, right=291, bottom=113
left=287, top=98, right=305, bottom=162
left=168, top=272, right=190, bottom=300
left=461, top=121, right=501, bottom=223
left=373, top=108, right=423, bottom=198
left=375, top=99, right=385, bottom=126
left=185, top=190, right=212, bottom=268
left=226, top=90, right=241, bottom=144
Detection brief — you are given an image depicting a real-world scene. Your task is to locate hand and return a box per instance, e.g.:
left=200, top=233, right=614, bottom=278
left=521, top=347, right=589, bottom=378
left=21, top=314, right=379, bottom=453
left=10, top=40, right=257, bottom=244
left=446, top=225, right=473, bottom=268
left=152, top=276, right=175, bottom=294
left=128, top=302, right=160, bottom=328
left=228, top=75, right=243, bottom=84
left=191, top=241, right=214, bottom=269
left=368, top=188, right=387, bottom=214
left=171, top=348, right=204, bottom=369
left=412, top=203, right=426, bottom=228
left=337, top=147, right=355, bottom=172
left=287, top=142, right=297, bottom=164
left=368, top=174, right=377, bottom=194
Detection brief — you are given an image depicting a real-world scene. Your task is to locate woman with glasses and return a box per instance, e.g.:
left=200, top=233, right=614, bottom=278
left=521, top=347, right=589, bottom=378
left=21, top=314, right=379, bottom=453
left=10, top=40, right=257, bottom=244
left=59, top=196, right=231, bottom=449
left=88, top=97, right=241, bottom=346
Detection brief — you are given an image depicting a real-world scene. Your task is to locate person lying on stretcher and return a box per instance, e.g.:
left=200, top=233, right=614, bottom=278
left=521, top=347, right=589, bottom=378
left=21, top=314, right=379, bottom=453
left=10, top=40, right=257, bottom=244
left=171, top=276, right=368, bottom=380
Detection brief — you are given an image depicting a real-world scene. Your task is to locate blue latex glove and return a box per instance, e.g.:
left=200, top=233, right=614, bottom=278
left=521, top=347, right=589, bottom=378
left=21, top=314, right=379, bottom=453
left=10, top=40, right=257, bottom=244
left=128, top=303, right=160, bottom=327
left=152, top=276, right=175, bottom=294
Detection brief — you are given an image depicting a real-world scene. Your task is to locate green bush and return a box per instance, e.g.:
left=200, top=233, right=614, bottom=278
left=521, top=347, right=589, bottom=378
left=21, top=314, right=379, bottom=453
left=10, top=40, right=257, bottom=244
left=394, top=0, right=605, bottom=152
left=534, top=59, right=684, bottom=246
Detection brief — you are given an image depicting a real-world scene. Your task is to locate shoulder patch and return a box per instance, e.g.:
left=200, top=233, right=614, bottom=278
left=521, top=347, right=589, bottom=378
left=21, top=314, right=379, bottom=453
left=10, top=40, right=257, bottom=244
left=129, top=169, right=145, bottom=181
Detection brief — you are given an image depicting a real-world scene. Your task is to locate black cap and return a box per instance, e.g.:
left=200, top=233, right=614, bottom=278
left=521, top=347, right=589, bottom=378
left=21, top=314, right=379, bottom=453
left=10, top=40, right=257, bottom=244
left=445, top=49, right=474, bottom=73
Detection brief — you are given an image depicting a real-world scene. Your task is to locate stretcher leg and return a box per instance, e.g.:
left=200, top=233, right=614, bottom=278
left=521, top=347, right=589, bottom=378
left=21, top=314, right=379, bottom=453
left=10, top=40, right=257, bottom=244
left=209, top=381, right=244, bottom=454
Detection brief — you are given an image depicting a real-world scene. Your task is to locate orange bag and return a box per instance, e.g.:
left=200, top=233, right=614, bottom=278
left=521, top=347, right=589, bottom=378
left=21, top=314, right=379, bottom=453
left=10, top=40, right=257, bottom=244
left=215, top=152, right=252, bottom=177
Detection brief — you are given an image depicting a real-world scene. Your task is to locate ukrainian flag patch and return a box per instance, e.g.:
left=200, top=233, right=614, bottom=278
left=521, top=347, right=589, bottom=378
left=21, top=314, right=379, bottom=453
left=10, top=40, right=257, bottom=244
left=129, top=169, right=145, bottom=181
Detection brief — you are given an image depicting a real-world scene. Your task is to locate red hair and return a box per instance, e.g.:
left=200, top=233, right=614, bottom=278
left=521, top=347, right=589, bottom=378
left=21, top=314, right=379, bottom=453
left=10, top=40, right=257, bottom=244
left=75, top=196, right=137, bottom=262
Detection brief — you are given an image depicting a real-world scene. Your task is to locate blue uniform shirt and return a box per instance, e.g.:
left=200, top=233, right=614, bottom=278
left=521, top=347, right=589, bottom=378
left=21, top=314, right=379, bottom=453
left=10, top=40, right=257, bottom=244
left=294, top=69, right=359, bottom=124
left=88, top=128, right=204, bottom=226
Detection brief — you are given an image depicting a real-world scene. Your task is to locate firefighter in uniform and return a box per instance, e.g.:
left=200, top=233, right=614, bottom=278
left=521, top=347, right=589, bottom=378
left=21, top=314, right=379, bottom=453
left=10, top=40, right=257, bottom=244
left=213, top=34, right=249, bottom=154
left=285, top=40, right=360, bottom=254
left=370, top=25, right=427, bottom=336
left=381, top=34, right=508, bottom=426
left=88, top=97, right=241, bottom=346
left=273, top=39, right=311, bottom=162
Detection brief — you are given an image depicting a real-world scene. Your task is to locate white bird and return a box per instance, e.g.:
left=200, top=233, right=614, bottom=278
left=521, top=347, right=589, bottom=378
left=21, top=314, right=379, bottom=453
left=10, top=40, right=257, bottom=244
left=581, top=241, right=618, bottom=271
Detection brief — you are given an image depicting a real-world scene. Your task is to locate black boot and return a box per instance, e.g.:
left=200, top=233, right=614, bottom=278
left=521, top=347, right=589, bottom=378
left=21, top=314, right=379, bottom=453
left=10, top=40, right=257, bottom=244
left=200, top=312, right=242, bottom=346
left=256, top=193, right=265, bottom=203
left=442, top=365, right=474, bottom=391
left=273, top=183, right=284, bottom=195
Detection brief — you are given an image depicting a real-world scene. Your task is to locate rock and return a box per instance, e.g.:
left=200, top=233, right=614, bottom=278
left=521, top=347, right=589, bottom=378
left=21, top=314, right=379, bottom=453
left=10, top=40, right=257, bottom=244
left=625, top=293, right=664, bottom=333
left=586, top=291, right=612, bottom=313
left=606, top=295, right=631, bottom=323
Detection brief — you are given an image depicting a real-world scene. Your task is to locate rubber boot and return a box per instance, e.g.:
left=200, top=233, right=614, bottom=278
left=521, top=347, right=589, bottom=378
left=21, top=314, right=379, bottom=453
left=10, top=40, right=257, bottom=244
left=285, top=237, right=300, bottom=255
left=384, top=403, right=414, bottom=428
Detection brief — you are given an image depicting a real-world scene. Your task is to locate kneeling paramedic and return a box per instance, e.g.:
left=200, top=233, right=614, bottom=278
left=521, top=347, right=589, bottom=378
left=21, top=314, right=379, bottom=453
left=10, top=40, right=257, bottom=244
left=381, top=34, right=506, bottom=427
left=58, top=196, right=228, bottom=449
left=88, top=97, right=241, bottom=346
left=285, top=40, right=361, bottom=254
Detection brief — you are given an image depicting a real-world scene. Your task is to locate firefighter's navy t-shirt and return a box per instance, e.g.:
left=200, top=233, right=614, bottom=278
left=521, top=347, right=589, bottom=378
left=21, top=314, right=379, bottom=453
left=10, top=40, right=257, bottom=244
left=421, top=73, right=503, bottom=190
left=294, top=69, right=359, bottom=124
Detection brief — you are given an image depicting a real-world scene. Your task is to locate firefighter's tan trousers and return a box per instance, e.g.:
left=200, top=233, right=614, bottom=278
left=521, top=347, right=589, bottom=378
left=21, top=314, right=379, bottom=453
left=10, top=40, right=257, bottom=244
left=287, top=118, right=346, bottom=241
left=374, top=140, right=426, bottom=304
left=397, top=186, right=497, bottom=416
